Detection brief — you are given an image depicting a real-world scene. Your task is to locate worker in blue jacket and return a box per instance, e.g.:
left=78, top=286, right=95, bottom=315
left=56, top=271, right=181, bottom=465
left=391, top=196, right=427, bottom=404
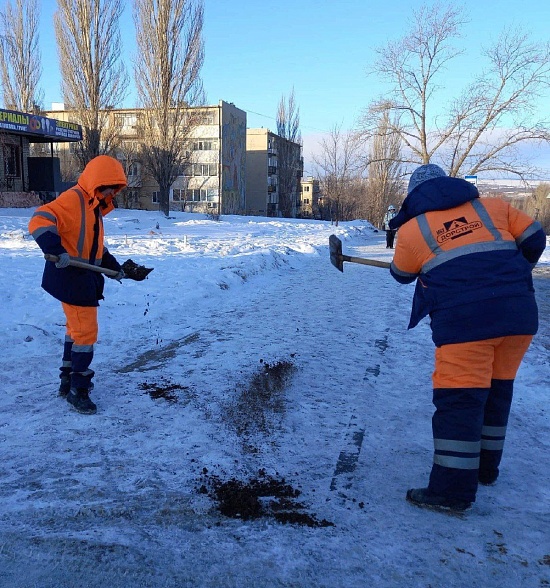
left=390, top=163, right=546, bottom=513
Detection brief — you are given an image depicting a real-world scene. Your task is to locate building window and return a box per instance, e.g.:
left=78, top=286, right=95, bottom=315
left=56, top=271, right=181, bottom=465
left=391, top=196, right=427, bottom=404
left=193, top=139, right=217, bottom=151
left=152, top=191, right=160, bottom=203
left=3, top=144, right=21, bottom=177
left=185, top=189, right=201, bottom=202
left=172, top=189, right=184, bottom=202
left=127, top=162, right=139, bottom=177
left=115, top=113, right=137, bottom=128
left=184, top=188, right=219, bottom=202
left=193, top=163, right=217, bottom=176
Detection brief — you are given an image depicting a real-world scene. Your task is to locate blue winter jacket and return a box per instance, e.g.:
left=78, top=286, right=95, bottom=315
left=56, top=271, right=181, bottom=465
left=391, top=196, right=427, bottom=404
left=389, top=177, right=546, bottom=346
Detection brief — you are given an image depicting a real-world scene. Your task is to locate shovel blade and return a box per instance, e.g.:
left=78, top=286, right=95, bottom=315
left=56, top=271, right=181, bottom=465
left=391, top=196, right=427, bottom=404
left=121, top=259, right=154, bottom=281
left=329, top=234, right=344, bottom=272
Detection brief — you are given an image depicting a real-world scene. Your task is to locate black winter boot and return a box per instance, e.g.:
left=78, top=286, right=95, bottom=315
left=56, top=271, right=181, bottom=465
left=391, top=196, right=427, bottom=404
left=59, top=373, right=71, bottom=397
left=406, top=487, right=472, bottom=513
left=66, top=387, right=97, bottom=414
left=478, top=468, right=499, bottom=486
left=60, top=373, right=93, bottom=398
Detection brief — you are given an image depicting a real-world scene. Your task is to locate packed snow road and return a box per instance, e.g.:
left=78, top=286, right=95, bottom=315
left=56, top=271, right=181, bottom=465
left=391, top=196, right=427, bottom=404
left=0, top=212, right=548, bottom=587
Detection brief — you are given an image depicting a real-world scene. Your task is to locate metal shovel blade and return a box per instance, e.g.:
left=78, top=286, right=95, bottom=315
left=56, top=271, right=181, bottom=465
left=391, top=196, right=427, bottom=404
left=329, top=234, right=344, bottom=272
left=120, top=259, right=154, bottom=281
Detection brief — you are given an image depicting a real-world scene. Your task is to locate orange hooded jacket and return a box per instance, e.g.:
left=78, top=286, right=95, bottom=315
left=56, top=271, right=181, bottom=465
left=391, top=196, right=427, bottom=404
left=29, top=155, right=127, bottom=306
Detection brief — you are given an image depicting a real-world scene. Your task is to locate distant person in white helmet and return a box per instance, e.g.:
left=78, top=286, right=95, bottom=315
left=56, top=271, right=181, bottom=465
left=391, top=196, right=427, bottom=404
left=383, top=205, right=398, bottom=248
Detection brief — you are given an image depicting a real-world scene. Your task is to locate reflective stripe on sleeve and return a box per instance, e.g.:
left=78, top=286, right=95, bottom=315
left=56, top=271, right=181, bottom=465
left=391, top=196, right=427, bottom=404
left=516, top=221, right=543, bottom=245
left=31, top=225, right=59, bottom=238
left=32, top=211, right=57, bottom=224
left=390, top=261, right=417, bottom=279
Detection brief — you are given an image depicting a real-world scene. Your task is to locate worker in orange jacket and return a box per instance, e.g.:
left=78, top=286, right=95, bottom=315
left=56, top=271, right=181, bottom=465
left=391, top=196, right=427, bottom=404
left=390, top=164, right=546, bottom=512
left=28, top=155, right=127, bottom=414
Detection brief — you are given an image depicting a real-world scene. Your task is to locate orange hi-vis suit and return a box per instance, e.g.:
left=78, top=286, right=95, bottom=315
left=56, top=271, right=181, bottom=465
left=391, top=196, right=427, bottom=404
left=389, top=168, right=546, bottom=503
left=28, top=156, right=127, bottom=392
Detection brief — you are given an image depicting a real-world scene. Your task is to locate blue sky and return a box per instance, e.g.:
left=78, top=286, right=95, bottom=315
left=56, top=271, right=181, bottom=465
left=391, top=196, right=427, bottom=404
left=38, top=0, right=550, bottom=174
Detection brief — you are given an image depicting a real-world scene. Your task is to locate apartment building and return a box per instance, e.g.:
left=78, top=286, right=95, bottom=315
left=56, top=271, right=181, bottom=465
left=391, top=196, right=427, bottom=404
left=299, top=176, right=320, bottom=218
left=246, top=128, right=303, bottom=217
left=46, top=100, right=246, bottom=214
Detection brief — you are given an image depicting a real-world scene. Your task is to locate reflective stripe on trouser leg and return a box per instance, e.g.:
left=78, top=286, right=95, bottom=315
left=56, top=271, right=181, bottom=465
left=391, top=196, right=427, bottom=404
left=428, top=387, right=490, bottom=502
left=480, top=379, right=513, bottom=474
left=480, top=336, right=532, bottom=474
left=71, top=345, right=94, bottom=389
left=61, top=335, right=73, bottom=376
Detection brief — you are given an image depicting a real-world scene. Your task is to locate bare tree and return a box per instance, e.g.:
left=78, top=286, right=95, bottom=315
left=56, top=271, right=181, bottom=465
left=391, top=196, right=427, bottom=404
left=276, top=88, right=302, bottom=217
left=366, top=110, right=404, bottom=226
left=133, top=0, right=205, bottom=217
left=360, top=3, right=550, bottom=180
left=514, top=183, right=550, bottom=234
left=0, top=0, right=43, bottom=112
left=313, top=124, right=366, bottom=224
left=54, top=0, right=129, bottom=168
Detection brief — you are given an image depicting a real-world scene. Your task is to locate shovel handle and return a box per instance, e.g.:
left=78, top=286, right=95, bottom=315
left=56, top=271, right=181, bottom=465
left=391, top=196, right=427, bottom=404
left=44, top=254, right=119, bottom=277
left=342, top=254, right=391, bottom=269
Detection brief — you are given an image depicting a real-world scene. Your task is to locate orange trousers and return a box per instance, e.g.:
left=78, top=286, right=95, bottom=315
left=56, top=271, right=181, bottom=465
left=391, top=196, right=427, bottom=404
left=61, top=302, right=98, bottom=346
left=428, top=334, right=533, bottom=502
left=433, top=335, right=533, bottom=389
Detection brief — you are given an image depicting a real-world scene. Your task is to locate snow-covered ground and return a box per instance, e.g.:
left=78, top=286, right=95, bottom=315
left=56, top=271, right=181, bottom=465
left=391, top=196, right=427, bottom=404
left=0, top=207, right=549, bottom=588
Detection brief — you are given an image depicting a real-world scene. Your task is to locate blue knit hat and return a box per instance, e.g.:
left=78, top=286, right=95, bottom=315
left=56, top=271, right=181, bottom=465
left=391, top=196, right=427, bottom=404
left=407, top=164, right=447, bottom=194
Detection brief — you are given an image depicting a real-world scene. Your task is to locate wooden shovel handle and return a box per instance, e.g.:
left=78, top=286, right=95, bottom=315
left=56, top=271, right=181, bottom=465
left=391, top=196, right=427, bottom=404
left=342, top=254, right=391, bottom=269
left=43, top=254, right=119, bottom=277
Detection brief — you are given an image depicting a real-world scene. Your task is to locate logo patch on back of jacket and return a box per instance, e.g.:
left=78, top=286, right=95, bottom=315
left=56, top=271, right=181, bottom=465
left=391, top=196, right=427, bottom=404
left=436, top=217, right=483, bottom=244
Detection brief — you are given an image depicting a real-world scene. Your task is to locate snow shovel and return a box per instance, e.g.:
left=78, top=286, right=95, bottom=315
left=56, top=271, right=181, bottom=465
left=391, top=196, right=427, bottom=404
left=44, top=254, right=154, bottom=281
left=329, top=234, right=391, bottom=272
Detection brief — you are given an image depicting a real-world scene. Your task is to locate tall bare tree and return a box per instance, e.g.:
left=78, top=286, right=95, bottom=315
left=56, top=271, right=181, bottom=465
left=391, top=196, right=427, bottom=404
left=276, top=88, right=302, bottom=217
left=360, top=3, right=550, bottom=180
left=133, top=0, right=205, bottom=217
left=366, top=109, right=404, bottom=226
left=54, top=0, right=128, bottom=168
left=313, top=124, right=366, bottom=224
left=0, top=0, right=43, bottom=112
left=514, top=183, right=550, bottom=234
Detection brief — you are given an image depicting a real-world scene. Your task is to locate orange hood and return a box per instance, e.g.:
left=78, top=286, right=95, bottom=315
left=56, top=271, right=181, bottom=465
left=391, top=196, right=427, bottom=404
left=77, top=155, right=128, bottom=198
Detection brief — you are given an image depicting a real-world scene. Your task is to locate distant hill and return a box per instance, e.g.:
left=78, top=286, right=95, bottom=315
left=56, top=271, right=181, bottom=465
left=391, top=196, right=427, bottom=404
left=477, top=179, right=550, bottom=199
